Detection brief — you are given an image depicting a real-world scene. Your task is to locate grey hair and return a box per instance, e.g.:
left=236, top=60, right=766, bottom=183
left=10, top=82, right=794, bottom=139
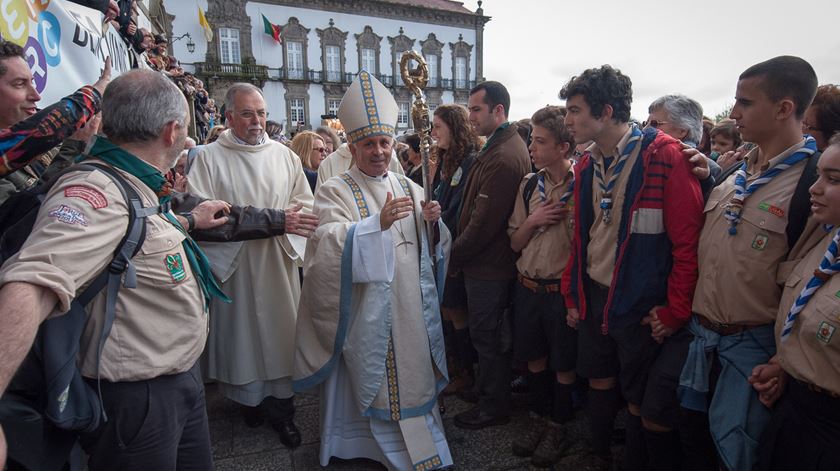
left=102, top=69, right=187, bottom=143
left=648, top=94, right=704, bottom=144
left=225, top=83, right=264, bottom=112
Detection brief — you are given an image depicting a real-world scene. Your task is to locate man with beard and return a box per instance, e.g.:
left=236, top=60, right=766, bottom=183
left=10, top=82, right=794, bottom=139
left=187, top=83, right=314, bottom=448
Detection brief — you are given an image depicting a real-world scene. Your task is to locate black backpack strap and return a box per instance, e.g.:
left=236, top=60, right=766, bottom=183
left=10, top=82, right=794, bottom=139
left=786, top=151, right=820, bottom=248
left=522, top=174, right=539, bottom=214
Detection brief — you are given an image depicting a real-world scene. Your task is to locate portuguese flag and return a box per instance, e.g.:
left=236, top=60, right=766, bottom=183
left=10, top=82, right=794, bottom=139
left=262, top=14, right=281, bottom=43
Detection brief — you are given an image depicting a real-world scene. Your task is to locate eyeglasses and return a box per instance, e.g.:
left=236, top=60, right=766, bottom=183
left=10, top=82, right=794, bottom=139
left=236, top=110, right=269, bottom=119
left=312, top=147, right=328, bottom=154
left=645, top=119, right=670, bottom=128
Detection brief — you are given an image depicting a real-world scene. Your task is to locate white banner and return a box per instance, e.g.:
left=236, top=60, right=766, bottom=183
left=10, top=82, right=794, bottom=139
left=0, top=0, right=131, bottom=104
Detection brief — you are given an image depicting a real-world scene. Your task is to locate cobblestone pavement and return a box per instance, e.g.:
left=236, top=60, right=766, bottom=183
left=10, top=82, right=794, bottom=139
left=208, top=383, right=625, bottom=470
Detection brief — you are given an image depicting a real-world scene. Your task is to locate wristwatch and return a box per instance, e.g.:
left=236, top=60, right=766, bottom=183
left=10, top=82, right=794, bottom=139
left=180, top=212, right=195, bottom=231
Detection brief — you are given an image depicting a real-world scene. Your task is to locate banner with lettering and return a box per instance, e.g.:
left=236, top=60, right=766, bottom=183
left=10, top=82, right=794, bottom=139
left=0, top=0, right=131, bottom=105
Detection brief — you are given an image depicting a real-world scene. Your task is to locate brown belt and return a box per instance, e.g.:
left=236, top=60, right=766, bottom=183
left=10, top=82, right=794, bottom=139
left=695, top=314, right=767, bottom=336
left=518, top=274, right=561, bottom=294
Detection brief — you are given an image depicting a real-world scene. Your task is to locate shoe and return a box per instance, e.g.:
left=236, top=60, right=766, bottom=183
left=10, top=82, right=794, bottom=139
left=271, top=420, right=302, bottom=448
left=241, top=405, right=264, bottom=428
left=454, top=406, right=510, bottom=430
left=511, top=413, right=546, bottom=457
left=510, top=373, right=529, bottom=394
left=531, top=421, right=568, bottom=468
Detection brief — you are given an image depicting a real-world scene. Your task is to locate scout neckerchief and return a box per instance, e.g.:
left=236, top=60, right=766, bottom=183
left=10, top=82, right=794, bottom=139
left=723, top=136, right=817, bottom=235
left=536, top=168, right=576, bottom=232
left=85, top=137, right=231, bottom=310
left=593, top=125, right=641, bottom=224
left=480, top=122, right=511, bottom=154
left=780, top=225, right=840, bottom=341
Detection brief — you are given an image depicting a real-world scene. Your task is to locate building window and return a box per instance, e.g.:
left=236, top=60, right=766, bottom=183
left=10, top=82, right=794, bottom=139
left=325, top=45, right=341, bottom=82
left=219, top=27, right=240, bottom=64
left=287, top=41, right=304, bottom=79
left=426, top=54, right=439, bottom=87
left=327, top=99, right=340, bottom=116
left=361, top=47, right=376, bottom=73
left=455, top=57, right=467, bottom=89
left=397, top=102, right=410, bottom=128
left=290, top=98, right=306, bottom=126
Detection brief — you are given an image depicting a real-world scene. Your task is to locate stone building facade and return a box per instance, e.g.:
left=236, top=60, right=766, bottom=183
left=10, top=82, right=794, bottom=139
left=162, top=0, right=490, bottom=133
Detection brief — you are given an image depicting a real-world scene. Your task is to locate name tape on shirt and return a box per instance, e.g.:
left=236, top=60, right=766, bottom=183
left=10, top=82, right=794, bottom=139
left=757, top=202, right=784, bottom=218
left=64, top=186, right=108, bottom=209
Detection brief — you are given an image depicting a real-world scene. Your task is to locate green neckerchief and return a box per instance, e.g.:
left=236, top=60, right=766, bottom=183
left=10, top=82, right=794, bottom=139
left=480, top=122, right=511, bottom=154
left=84, top=137, right=230, bottom=309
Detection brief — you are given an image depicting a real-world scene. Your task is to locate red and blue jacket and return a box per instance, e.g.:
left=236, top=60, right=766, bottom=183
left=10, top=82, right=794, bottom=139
left=561, top=128, right=704, bottom=333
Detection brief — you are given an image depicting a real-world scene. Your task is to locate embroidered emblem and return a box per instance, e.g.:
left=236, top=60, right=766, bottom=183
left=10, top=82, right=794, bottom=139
left=339, top=173, right=370, bottom=218
left=165, top=253, right=187, bottom=283
left=836, top=290, right=840, bottom=299
left=64, top=185, right=107, bottom=209
left=817, top=321, right=836, bottom=343
left=751, top=234, right=769, bottom=251
left=450, top=167, right=463, bottom=186
left=386, top=337, right=401, bottom=421
left=48, top=205, right=88, bottom=226
left=757, top=202, right=785, bottom=217
left=414, top=455, right=443, bottom=471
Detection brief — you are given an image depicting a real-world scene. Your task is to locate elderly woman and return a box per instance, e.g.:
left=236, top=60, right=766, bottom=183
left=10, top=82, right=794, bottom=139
left=645, top=94, right=705, bottom=148
left=751, top=133, right=840, bottom=471
left=431, top=103, right=483, bottom=397
left=314, top=126, right=340, bottom=155
left=290, top=130, right=328, bottom=192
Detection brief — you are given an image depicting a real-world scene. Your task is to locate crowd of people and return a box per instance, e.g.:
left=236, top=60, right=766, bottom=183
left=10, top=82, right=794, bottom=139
left=0, top=11, right=838, bottom=471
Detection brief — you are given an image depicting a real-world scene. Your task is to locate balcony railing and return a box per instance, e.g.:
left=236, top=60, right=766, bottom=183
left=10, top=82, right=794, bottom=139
left=194, top=62, right=269, bottom=80
left=287, top=68, right=305, bottom=80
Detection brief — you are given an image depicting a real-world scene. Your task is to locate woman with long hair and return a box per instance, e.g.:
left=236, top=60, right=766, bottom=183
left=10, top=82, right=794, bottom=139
left=432, top=104, right=483, bottom=397
left=290, top=131, right=328, bottom=192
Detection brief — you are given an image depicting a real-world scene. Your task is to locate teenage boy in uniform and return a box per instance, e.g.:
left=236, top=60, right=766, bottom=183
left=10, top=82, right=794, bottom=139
left=507, top=106, right=577, bottom=468
left=678, top=56, right=819, bottom=471
left=559, top=65, right=704, bottom=470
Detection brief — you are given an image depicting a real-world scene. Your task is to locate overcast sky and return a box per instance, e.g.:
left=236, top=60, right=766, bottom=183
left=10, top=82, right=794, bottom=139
left=459, top=0, right=840, bottom=122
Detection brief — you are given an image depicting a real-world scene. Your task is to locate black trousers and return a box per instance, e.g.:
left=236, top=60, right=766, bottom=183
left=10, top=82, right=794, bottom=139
left=79, top=362, right=212, bottom=471
left=465, top=276, right=512, bottom=417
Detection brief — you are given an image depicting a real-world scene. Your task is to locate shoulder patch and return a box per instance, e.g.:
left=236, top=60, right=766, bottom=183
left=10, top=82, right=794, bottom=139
left=64, top=185, right=108, bottom=209
left=48, top=204, right=89, bottom=226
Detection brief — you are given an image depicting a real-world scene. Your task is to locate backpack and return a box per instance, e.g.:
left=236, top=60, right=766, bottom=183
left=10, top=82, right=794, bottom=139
left=521, top=173, right=540, bottom=214
left=715, top=152, right=820, bottom=248
left=0, top=162, right=165, bottom=470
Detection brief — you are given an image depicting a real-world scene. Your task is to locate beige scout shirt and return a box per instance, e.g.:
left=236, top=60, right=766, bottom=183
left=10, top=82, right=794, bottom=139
left=776, top=227, right=840, bottom=395
left=0, top=164, right=207, bottom=382
left=508, top=168, right=574, bottom=280
left=586, top=127, right=642, bottom=287
left=692, top=140, right=809, bottom=325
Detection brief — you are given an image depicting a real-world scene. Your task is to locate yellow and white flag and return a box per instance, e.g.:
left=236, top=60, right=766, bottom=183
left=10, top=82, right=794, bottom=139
left=198, top=7, right=213, bottom=42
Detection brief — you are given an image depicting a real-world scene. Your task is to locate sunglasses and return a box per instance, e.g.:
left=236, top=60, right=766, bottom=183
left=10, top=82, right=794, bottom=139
left=312, top=147, right=328, bottom=154
left=644, top=119, right=670, bottom=128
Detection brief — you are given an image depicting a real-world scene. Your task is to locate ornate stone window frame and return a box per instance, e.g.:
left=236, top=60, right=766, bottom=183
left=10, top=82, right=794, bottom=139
left=317, top=18, right=348, bottom=83
left=420, top=33, right=444, bottom=88
left=322, top=83, right=348, bottom=117
left=449, top=34, right=473, bottom=90
left=285, top=82, right=311, bottom=130
left=281, top=17, right=311, bottom=81
left=388, top=27, right=415, bottom=82
left=203, top=0, right=254, bottom=64
left=355, top=25, right=382, bottom=76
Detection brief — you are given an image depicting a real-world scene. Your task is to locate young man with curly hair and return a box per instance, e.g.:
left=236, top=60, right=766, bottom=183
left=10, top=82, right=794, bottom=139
left=559, top=65, right=704, bottom=470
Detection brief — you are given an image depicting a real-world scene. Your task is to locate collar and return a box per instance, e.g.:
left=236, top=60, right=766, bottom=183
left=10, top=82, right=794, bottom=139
left=746, top=138, right=807, bottom=174
left=230, top=131, right=267, bottom=146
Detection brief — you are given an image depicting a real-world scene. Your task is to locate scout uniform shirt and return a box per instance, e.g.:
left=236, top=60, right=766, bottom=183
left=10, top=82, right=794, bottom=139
left=587, top=127, right=642, bottom=287
left=0, top=163, right=207, bottom=382
left=776, top=227, right=840, bottom=395
left=507, top=167, right=574, bottom=280
left=693, top=139, right=809, bottom=325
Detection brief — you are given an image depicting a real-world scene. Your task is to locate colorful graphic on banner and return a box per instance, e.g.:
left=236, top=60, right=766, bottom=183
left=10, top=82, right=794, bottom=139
left=0, top=0, right=130, bottom=104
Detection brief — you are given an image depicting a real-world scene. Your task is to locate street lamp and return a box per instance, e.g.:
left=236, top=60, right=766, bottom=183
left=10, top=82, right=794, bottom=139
left=172, top=33, right=195, bottom=53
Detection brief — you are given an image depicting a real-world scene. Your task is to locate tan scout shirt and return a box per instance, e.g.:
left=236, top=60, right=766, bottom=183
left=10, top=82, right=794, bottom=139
left=586, top=127, right=642, bottom=287
left=0, top=164, right=207, bottom=382
left=693, top=140, right=808, bottom=325
left=776, top=228, right=840, bottom=395
left=508, top=168, right=574, bottom=280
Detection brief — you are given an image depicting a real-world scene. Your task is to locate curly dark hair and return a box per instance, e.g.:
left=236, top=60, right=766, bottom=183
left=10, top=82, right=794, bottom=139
left=433, top=104, right=482, bottom=179
left=811, top=84, right=840, bottom=143
left=559, top=65, right=633, bottom=123
left=0, top=40, right=25, bottom=77
left=531, top=106, right=574, bottom=149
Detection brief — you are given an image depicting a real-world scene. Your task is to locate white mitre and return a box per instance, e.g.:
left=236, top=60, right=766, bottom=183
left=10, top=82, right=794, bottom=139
left=338, top=70, right=398, bottom=143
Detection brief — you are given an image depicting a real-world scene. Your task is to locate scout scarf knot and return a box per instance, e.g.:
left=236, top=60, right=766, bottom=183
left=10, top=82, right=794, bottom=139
left=780, top=225, right=840, bottom=341
left=724, top=137, right=817, bottom=235
left=593, top=125, right=641, bottom=224
left=84, top=137, right=231, bottom=309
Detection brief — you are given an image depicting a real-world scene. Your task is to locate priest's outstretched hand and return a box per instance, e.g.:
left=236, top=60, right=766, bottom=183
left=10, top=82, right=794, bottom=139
left=380, top=192, right=414, bottom=230
left=285, top=204, right=319, bottom=237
